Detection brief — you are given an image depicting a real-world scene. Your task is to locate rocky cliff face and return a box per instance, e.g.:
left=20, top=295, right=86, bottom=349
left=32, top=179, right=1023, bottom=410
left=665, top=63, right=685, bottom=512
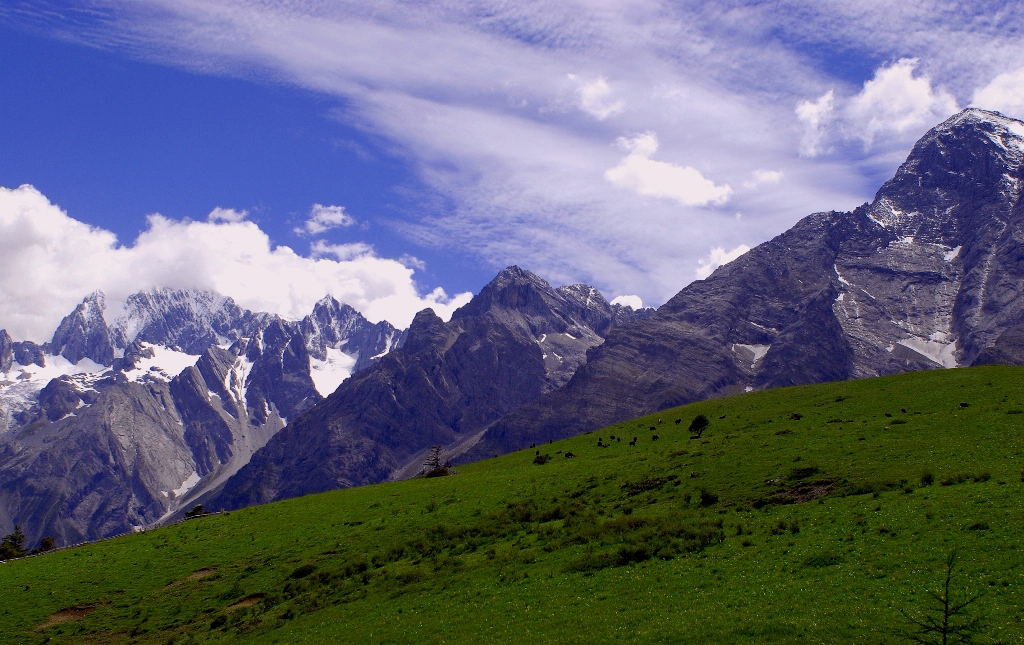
left=211, top=267, right=648, bottom=509
left=0, top=288, right=403, bottom=545
left=467, top=108, right=1024, bottom=459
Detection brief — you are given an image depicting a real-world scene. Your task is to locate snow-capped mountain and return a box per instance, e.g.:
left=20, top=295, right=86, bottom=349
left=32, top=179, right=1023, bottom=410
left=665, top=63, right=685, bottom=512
left=0, top=288, right=403, bottom=544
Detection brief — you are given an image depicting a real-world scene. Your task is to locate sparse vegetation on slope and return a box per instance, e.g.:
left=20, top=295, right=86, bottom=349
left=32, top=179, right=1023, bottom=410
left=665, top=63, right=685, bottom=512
left=1, top=367, right=1022, bottom=643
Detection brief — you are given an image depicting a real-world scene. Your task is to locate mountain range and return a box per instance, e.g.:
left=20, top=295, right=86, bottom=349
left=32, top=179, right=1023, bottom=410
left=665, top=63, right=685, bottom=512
left=0, top=289, right=402, bottom=543
left=2, top=107, right=1023, bottom=546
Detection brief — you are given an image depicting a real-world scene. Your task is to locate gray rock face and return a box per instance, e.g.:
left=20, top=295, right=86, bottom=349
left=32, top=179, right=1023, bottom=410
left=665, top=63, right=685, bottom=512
left=468, top=108, right=1024, bottom=458
left=212, top=268, right=643, bottom=509
left=50, top=291, right=115, bottom=365
left=12, top=342, right=45, bottom=367
left=0, top=288, right=402, bottom=545
left=0, top=330, right=11, bottom=373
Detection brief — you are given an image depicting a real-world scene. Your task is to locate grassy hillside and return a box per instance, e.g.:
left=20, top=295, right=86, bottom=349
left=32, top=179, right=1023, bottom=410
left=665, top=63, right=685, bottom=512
left=2, top=367, right=1023, bottom=644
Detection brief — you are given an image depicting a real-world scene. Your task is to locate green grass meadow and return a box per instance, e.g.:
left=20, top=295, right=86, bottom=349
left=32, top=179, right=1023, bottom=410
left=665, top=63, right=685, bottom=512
left=1, top=366, right=1022, bottom=643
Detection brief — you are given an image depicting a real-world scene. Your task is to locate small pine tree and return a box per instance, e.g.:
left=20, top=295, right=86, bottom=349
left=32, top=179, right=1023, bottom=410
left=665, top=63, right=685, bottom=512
left=897, top=549, right=985, bottom=644
left=419, top=446, right=456, bottom=478
left=0, top=526, right=27, bottom=560
left=423, top=446, right=443, bottom=471
left=689, top=414, right=710, bottom=439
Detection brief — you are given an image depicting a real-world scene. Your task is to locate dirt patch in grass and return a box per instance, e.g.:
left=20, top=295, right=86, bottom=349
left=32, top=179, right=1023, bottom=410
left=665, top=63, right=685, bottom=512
left=186, top=567, right=216, bottom=581
left=36, top=605, right=96, bottom=630
left=166, top=567, right=217, bottom=588
left=227, top=593, right=266, bottom=612
left=753, top=478, right=838, bottom=507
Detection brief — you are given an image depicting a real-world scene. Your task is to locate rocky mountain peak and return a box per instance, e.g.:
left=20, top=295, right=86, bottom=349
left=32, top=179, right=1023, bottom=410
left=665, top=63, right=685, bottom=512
left=110, top=288, right=255, bottom=354
left=453, top=266, right=569, bottom=325
left=50, top=290, right=115, bottom=365
left=557, top=284, right=610, bottom=309
left=401, top=309, right=447, bottom=356
left=864, top=108, right=1024, bottom=246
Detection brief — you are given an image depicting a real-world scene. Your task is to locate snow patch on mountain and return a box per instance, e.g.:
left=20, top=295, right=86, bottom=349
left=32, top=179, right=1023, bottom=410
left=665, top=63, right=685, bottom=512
left=227, top=356, right=254, bottom=408
left=122, top=343, right=201, bottom=383
left=897, top=335, right=958, bottom=368
left=309, top=347, right=358, bottom=397
left=164, top=471, right=201, bottom=499
left=732, top=343, right=770, bottom=369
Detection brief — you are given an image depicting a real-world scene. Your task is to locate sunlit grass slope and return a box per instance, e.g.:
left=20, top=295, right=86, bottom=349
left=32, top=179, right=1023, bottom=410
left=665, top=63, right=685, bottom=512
left=1, top=367, right=1022, bottom=643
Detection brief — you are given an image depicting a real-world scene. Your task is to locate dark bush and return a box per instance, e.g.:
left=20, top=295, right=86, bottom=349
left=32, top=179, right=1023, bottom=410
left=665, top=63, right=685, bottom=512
left=804, top=553, right=843, bottom=568
left=689, top=414, right=710, bottom=439
left=290, top=564, right=317, bottom=579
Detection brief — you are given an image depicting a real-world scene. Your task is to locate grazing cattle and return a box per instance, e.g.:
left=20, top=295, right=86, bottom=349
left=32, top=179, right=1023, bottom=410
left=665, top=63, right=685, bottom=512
left=564, top=452, right=575, bottom=459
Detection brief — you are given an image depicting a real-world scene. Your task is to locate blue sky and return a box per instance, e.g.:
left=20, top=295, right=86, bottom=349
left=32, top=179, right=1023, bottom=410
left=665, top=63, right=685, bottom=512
left=2, top=1, right=1024, bottom=341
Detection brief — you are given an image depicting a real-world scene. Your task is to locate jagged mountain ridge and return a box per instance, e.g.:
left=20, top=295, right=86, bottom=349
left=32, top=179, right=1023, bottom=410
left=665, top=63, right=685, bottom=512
left=0, top=288, right=404, bottom=544
left=467, top=108, right=1024, bottom=459
left=5, top=108, right=1024, bottom=545
left=210, top=267, right=653, bottom=510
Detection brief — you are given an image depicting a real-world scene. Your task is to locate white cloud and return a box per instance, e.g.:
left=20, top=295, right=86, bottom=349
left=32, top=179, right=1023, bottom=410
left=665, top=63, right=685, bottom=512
left=571, top=75, right=625, bottom=120
left=695, top=244, right=750, bottom=279
left=309, top=239, right=374, bottom=260
left=207, top=206, right=249, bottom=223
left=15, top=0, right=1009, bottom=308
left=0, top=185, right=471, bottom=341
left=796, top=59, right=959, bottom=157
left=743, top=169, right=784, bottom=188
left=604, top=132, right=732, bottom=207
left=398, top=254, right=426, bottom=271
left=843, top=58, right=958, bottom=149
left=972, top=67, right=1024, bottom=119
left=610, top=294, right=643, bottom=309
left=294, top=203, right=356, bottom=236
left=796, top=90, right=835, bottom=157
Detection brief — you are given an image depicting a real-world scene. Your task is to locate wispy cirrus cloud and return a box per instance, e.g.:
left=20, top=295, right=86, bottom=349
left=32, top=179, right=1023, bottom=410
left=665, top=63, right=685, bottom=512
left=6, top=0, right=1024, bottom=306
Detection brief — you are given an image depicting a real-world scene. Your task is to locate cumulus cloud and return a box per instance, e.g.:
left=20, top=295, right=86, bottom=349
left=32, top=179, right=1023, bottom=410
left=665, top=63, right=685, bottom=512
left=398, top=254, right=427, bottom=271
left=570, top=75, right=625, bottom=120
left=294, top=203, right=356, bottom=236
left=604, top=132, right=732, bottom=207
left=796, top=90, right=835, bottom=157
left=207, top=206, right=249, bottom=223
left=743, top=169, right=784, bottom=188
left=797, top=60, right=959, bottom=157
left=695, top=244, right=750, bottom=279
left=610, top=294, right=643, bottom=309
left=0, top=185, right=471, bottom=341
left=972, top=67, right=1024, bottom=118
left=309, top=239, right=375, bottom=260
left=844, top=58, right=958, bottom=149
